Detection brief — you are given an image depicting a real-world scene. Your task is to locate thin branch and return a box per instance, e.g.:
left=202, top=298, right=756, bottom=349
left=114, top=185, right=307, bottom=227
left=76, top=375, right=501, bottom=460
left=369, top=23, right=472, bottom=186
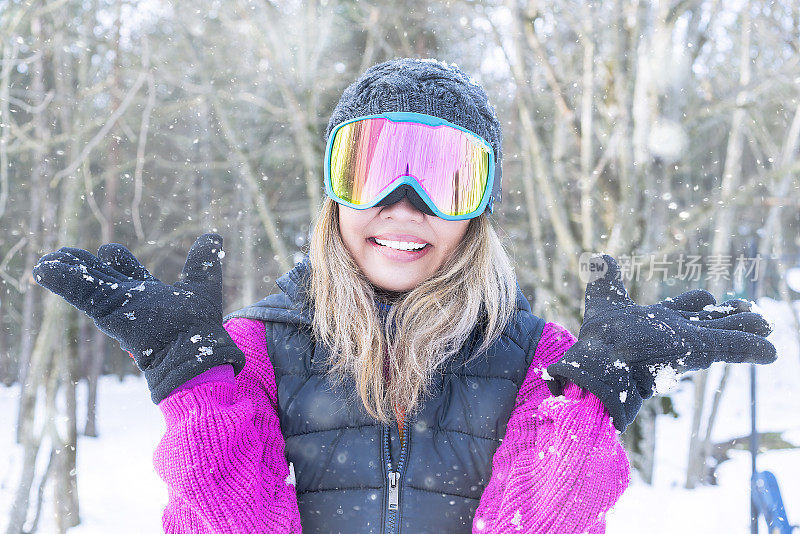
left=579, top=31, right=595, bottom=251
left=0, top=231, right=27, bottom=294
left=0, top=38, right=17, bottom=220
left=0, top=236, right=27, bottom=272
left=82, top=160, right=109, bottom=239
left=207, top=90, right=292, bottom=272
left=227, top=91, right=288, bottom=116
left=49, top=70, right=147, bottom=187
left=1, top=90, right=54, bottom=114
left=132, top=41, right=155, bottom=241
left=520, top=6, right=577, bottom=128
left=499, top=1, right=582, bottom=269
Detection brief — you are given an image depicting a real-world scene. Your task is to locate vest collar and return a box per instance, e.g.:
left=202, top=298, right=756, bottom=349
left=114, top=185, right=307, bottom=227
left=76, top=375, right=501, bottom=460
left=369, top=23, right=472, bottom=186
left=276, top=254, right=312, bottom=309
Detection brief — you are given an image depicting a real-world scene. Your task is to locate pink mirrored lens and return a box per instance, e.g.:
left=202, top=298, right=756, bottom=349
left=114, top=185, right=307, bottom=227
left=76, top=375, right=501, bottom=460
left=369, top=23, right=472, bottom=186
left=330, top=117, right=490, bottom=216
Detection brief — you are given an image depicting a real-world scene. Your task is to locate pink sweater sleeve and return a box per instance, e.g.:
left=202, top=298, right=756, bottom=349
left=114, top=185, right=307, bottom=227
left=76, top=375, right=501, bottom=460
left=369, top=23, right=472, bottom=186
left=152, top=318, right=302, bottom=533
left=472, top=322, right=631, bottom=534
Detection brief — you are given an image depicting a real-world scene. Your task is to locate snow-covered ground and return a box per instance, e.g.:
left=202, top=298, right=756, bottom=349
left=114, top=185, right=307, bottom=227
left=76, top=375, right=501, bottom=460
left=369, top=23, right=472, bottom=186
left=0, top=371, right=166, bottom=533
left=1, top=297, right=798, bottom=533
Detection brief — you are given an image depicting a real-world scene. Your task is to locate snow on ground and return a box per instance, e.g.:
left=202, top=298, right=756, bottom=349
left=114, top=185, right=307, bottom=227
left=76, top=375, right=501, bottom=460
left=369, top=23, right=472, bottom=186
left=1, top=297, right=798, bottom=533
left=0, top=373, right=166, bottom=533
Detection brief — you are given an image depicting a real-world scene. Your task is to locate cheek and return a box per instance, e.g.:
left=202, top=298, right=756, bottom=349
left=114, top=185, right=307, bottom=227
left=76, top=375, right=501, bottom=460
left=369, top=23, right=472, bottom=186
left=337, top=206, right=373, bottom=247
left=436, top=220, right=470, bottom=253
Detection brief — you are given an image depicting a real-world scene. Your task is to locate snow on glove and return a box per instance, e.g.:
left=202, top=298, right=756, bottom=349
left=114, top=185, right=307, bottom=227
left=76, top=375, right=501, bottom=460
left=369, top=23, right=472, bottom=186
left=32, top=233, right=245, bottom=404
left=545, top=254, right=776, bottom=432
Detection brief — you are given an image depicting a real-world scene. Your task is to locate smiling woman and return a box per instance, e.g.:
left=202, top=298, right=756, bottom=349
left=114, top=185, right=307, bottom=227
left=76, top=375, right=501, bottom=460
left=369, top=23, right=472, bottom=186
left=26, top=56, right=777, bottom=534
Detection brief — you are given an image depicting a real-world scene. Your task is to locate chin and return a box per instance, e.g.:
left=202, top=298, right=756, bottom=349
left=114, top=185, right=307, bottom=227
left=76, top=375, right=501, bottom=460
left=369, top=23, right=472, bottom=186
left=376, top=282, right=414, bottom=292
left=371, top=276, right=419, bottom=293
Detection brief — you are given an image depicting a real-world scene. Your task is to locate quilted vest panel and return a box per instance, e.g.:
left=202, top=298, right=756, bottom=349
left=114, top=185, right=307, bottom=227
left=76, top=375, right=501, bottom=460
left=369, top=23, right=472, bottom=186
left=226, top=257, right=545, bottom=534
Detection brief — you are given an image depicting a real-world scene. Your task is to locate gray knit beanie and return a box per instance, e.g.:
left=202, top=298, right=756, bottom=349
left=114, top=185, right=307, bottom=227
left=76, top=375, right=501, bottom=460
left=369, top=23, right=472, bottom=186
left=325, top=58, right=503, bottom=209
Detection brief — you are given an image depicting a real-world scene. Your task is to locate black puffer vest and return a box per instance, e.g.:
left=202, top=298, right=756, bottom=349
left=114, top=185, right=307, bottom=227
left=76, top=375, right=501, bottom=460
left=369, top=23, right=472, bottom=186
left=225, top=257, right=546, bottom=534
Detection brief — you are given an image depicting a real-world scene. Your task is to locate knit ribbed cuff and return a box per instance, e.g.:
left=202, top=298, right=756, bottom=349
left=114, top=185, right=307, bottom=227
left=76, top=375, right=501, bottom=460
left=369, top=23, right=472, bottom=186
left=170, top=364, right=235, bottom=395
left=157, top=377, right=237, bottom=425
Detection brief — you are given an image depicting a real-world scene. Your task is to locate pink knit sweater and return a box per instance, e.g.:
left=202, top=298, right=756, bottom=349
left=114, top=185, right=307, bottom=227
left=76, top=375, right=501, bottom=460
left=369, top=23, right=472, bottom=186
left=153, top=319, right=630, bottom=533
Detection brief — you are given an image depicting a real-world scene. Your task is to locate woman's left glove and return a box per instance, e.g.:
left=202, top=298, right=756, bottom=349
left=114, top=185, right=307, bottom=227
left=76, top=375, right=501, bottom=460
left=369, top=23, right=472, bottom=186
left=32, top=233, right=245, bottom=404
left=545, top=254, right=776, bottom=432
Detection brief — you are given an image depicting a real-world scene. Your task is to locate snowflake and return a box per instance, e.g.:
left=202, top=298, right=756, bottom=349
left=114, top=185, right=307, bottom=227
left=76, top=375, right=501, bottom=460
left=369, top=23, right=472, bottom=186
left=510, top=510, right=523, bottom=530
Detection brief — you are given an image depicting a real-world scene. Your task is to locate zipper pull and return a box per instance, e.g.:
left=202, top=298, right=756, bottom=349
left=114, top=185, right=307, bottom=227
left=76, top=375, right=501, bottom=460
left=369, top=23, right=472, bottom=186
left=387, top=471, right=400, bottom=511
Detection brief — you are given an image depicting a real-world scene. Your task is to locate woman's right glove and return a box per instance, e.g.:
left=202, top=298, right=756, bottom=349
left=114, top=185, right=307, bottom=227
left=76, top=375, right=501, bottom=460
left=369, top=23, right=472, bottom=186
left=545, top=254, right=776, bottom=432
left=32, top=233, right=245, bottom=404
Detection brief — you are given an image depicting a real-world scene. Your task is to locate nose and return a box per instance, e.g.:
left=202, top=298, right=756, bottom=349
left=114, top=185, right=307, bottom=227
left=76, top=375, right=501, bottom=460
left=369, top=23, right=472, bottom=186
left=379, top=196, right=425, bottom=222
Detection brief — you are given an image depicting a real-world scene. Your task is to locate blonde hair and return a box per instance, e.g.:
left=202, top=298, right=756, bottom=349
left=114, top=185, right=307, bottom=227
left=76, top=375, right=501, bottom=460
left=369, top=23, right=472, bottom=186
left=308, top=198, right=518, bottom=423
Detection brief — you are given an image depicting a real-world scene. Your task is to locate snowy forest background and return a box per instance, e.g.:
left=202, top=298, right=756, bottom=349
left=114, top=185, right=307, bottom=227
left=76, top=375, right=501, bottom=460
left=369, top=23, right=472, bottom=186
left=1, top=0, right=799, bottom=532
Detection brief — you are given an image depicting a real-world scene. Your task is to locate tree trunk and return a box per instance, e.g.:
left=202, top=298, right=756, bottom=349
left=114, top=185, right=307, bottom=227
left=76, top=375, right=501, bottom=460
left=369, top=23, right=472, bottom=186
left=85, top=0, right=120, bottom=437
left=0, top=297, right=9, bottom=385
left=686, top=6, right=752, bottom=490
left=622, top=398, right=659, bottom=484
left=54, top=310, right=80, bottom=531
left=6, top=298, right=56, bottom=534
left=14, top=8, right=47, bottom=444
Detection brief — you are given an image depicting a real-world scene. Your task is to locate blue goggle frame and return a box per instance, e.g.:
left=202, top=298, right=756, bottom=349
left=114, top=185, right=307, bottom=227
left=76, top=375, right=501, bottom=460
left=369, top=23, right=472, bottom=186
left=323, top=112, right=497, bottom=220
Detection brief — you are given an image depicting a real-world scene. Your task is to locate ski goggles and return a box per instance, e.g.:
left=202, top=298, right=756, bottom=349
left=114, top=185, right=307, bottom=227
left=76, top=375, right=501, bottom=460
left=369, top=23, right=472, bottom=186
left=324, top=112, right=496, bottom=220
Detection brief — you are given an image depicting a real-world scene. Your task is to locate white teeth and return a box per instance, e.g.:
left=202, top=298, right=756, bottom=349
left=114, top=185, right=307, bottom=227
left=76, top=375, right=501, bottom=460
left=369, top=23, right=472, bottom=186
left=374, top=237, right=427, bottom=251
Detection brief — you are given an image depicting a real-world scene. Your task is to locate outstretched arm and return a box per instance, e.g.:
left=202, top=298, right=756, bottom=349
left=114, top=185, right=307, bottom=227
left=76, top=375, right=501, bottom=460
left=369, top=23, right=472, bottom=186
left=153, top=318, right=302, bottom=533
left=473, top=322, right=630, bottom=534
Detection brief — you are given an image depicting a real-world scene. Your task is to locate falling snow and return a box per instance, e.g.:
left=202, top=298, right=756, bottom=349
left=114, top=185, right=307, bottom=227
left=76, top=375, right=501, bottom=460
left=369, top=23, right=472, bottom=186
left=510, top=510, right=523, bottom=530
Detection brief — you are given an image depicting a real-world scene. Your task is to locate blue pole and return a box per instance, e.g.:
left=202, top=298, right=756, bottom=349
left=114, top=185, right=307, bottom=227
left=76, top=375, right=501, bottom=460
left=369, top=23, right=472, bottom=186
left=749, top=238, right=759, bottom=534
left=750, top=362, right=758, bottom=534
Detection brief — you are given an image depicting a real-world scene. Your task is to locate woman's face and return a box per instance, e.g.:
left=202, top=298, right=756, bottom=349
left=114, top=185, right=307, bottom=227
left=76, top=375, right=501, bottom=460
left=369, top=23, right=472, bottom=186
left=338, top=198, right=470, bottom=292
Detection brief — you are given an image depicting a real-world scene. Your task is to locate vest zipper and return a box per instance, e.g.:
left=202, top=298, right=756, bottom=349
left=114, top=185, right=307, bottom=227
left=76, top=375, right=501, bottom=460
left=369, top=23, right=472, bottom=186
left=383, top=417, right=411, bottom=534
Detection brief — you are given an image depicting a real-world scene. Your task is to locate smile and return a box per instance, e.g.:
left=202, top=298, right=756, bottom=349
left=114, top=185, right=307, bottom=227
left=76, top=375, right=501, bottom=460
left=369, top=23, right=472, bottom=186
left=372, top=237, right=429, bottom=251
left=367, top=237, right=432, bottom=261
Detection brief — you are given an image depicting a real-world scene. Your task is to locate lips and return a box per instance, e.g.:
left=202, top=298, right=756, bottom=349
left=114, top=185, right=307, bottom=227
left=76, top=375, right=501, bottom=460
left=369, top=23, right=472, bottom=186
left=369, top=234, right=430, bottom=245
left=367, top=236, right=433, bottom=261
left=368, top=237, right=430, bottom=250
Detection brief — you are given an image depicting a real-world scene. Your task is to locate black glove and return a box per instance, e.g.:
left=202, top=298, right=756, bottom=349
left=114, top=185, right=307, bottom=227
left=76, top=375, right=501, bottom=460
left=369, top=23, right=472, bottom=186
left=32, top=233, right=245, bottom=404
left=545, top=254, right=776, bottom=432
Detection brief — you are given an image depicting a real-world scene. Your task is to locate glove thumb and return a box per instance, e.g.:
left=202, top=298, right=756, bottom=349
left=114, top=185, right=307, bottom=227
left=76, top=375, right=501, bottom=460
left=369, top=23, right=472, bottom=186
left=178, top=233, right=224, bottom=305
left=582, top=254, right=635, bottom=322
